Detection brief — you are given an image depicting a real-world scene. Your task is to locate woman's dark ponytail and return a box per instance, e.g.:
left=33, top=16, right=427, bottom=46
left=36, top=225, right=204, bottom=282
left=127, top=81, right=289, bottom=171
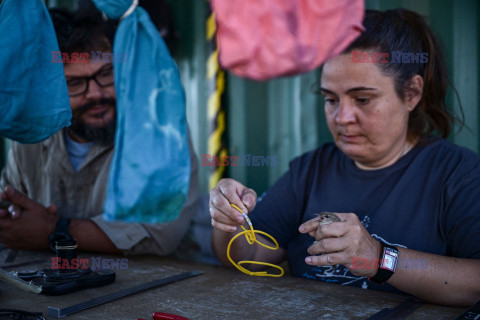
left=344, top=9, right=462, bottom=140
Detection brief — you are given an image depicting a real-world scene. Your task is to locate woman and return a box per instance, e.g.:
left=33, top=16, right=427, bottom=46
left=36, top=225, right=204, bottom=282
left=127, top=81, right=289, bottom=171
left=209, top=9, right=480, bottom=307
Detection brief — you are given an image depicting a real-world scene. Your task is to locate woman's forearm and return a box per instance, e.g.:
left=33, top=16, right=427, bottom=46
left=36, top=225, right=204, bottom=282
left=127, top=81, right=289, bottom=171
left=212, top=228, right=286, bottom=269
left=212, top=228, right=254, bottom=266
left=387, top=247, right=480, bottom=307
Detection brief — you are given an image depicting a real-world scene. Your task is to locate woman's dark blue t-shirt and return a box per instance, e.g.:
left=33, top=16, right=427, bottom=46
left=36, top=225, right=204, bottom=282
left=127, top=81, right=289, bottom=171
left=248, top=138, right=480, bottom=292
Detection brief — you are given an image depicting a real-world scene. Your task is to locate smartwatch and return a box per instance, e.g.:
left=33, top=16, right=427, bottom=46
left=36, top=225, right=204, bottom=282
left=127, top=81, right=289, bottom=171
left=368, top=243, right=398, bottom=284
left=48, top=217, right=72, bottom=251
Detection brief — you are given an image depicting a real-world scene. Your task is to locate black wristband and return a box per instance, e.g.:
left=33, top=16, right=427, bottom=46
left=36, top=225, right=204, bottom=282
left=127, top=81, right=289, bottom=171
left=368, top=243, right=399, bottom=284
left=48, top=217, right=72, bottom=251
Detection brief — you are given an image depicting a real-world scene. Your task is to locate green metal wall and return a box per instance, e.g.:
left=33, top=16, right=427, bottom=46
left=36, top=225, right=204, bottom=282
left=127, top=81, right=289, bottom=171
left=1, top=0, right=478, bottom=197
left=180, top=0, right=480, bottom=195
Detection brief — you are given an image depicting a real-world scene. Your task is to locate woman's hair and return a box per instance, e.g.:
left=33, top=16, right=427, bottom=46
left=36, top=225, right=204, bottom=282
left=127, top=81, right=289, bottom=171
left=343, top=9, right=462, bottom=140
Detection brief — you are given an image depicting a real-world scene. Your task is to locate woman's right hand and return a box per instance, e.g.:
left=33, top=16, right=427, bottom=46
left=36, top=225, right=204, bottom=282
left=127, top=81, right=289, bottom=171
left=209, top=178, right=257, bottom=232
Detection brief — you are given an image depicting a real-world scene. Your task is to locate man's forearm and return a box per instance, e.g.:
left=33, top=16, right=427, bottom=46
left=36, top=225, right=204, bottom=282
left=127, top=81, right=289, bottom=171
left=387, top=247, right=480, bottom=307
left=70, top=219, right=121, bottom=253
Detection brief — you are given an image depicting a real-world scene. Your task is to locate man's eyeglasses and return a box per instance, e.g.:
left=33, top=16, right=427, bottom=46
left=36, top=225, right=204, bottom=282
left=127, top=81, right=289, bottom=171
left=66, top=65, right=114, bottom=97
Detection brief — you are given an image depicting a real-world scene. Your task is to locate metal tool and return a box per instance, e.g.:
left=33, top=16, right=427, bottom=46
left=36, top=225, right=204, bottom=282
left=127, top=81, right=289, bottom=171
left=365, top=297, right=423, bottom=320
left=138, top=312, right=190, bottom=320
left=0, top=268, right=43, bottom=293
left=453, top=300, right=480, bottom=320
left=48, top=270, right=204, bottom=318
left=152, top=312, right=190, bottom=320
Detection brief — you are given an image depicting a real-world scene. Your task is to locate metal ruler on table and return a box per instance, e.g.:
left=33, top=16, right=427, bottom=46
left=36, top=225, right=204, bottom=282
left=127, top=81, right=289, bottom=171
left=365, top=297, right=423, bottom=320
left=453, top=300, right=480, bottom=320
left=47, top=270, right=204, bottom=318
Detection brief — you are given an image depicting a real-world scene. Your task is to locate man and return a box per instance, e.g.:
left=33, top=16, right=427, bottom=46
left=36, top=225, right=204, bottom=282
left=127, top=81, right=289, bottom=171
left=0, top=11, right=199, bottom=256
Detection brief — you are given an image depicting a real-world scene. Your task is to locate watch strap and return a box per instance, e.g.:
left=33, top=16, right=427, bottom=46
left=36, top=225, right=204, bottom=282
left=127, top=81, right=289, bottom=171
left=368, top=243, right=398, bottom=284
left=48, top=217, right=72, bottom=251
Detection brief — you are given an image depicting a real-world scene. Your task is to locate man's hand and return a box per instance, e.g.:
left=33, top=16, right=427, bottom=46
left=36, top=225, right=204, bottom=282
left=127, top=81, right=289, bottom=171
left=299, top=213, right=382, bottom=278
left=0, top=186, right=58, bottom=250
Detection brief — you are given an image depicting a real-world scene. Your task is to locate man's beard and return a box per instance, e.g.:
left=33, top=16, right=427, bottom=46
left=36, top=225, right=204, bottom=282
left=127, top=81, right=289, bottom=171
left=68, top=98, right=117, bottom=146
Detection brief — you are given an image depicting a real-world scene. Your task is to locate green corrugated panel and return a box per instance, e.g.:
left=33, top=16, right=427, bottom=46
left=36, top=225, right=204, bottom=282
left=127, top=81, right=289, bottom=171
left=169, top=0, right=210, bottom=193
left=452, top=0, right=478, bottom=152
left=226, top=70, right=331, bottom=194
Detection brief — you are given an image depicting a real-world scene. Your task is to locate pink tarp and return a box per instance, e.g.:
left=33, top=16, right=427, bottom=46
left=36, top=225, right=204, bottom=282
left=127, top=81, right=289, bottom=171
left=211, top=0, right=365, bottom=81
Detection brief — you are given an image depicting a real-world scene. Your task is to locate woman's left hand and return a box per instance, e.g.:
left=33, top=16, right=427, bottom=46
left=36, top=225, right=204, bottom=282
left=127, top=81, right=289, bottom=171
left=299, top=213, right=382, bottom=277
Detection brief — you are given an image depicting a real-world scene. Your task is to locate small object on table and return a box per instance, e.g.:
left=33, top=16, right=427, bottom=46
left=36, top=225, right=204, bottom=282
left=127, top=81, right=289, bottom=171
left=152, top=312, right=190, bottom=320
left=138, top=312, right=190, bottom=320
left=35, top=238, right=115, bottom=295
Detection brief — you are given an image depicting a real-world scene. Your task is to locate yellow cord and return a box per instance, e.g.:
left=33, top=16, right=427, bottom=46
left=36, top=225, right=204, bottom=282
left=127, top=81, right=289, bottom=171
left=227, top=204, right=284, bottom=277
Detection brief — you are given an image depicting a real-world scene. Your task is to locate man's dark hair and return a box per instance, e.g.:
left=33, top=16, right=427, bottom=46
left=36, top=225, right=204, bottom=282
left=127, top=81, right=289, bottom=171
left=49, top=8, right=115, bottom=55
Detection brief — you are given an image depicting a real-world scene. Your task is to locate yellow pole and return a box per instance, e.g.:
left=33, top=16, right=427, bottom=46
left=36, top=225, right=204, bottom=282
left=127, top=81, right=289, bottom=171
left=206, top=5, right=227, bottom=190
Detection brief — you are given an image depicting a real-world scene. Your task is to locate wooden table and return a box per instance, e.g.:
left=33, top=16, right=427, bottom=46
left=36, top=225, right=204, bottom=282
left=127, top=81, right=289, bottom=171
left=0, top=249, right=467, bottom=319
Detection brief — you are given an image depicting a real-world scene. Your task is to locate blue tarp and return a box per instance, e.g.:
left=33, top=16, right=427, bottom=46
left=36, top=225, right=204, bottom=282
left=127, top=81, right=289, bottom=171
left=92, top=0, right=191, bottom=223
left=0, top=0, right=71, bottom=144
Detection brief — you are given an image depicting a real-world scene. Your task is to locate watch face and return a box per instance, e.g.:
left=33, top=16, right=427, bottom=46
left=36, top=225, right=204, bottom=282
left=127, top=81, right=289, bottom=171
left=381, top=248, right=398, bottom=272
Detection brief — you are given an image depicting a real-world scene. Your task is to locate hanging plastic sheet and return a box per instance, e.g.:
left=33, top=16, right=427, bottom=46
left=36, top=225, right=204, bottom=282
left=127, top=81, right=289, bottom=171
left=92, top=0, right=191, bottom=223
left=210, top=0, right=365, bottom=81
left=0, top=0, right=71, bottom=143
